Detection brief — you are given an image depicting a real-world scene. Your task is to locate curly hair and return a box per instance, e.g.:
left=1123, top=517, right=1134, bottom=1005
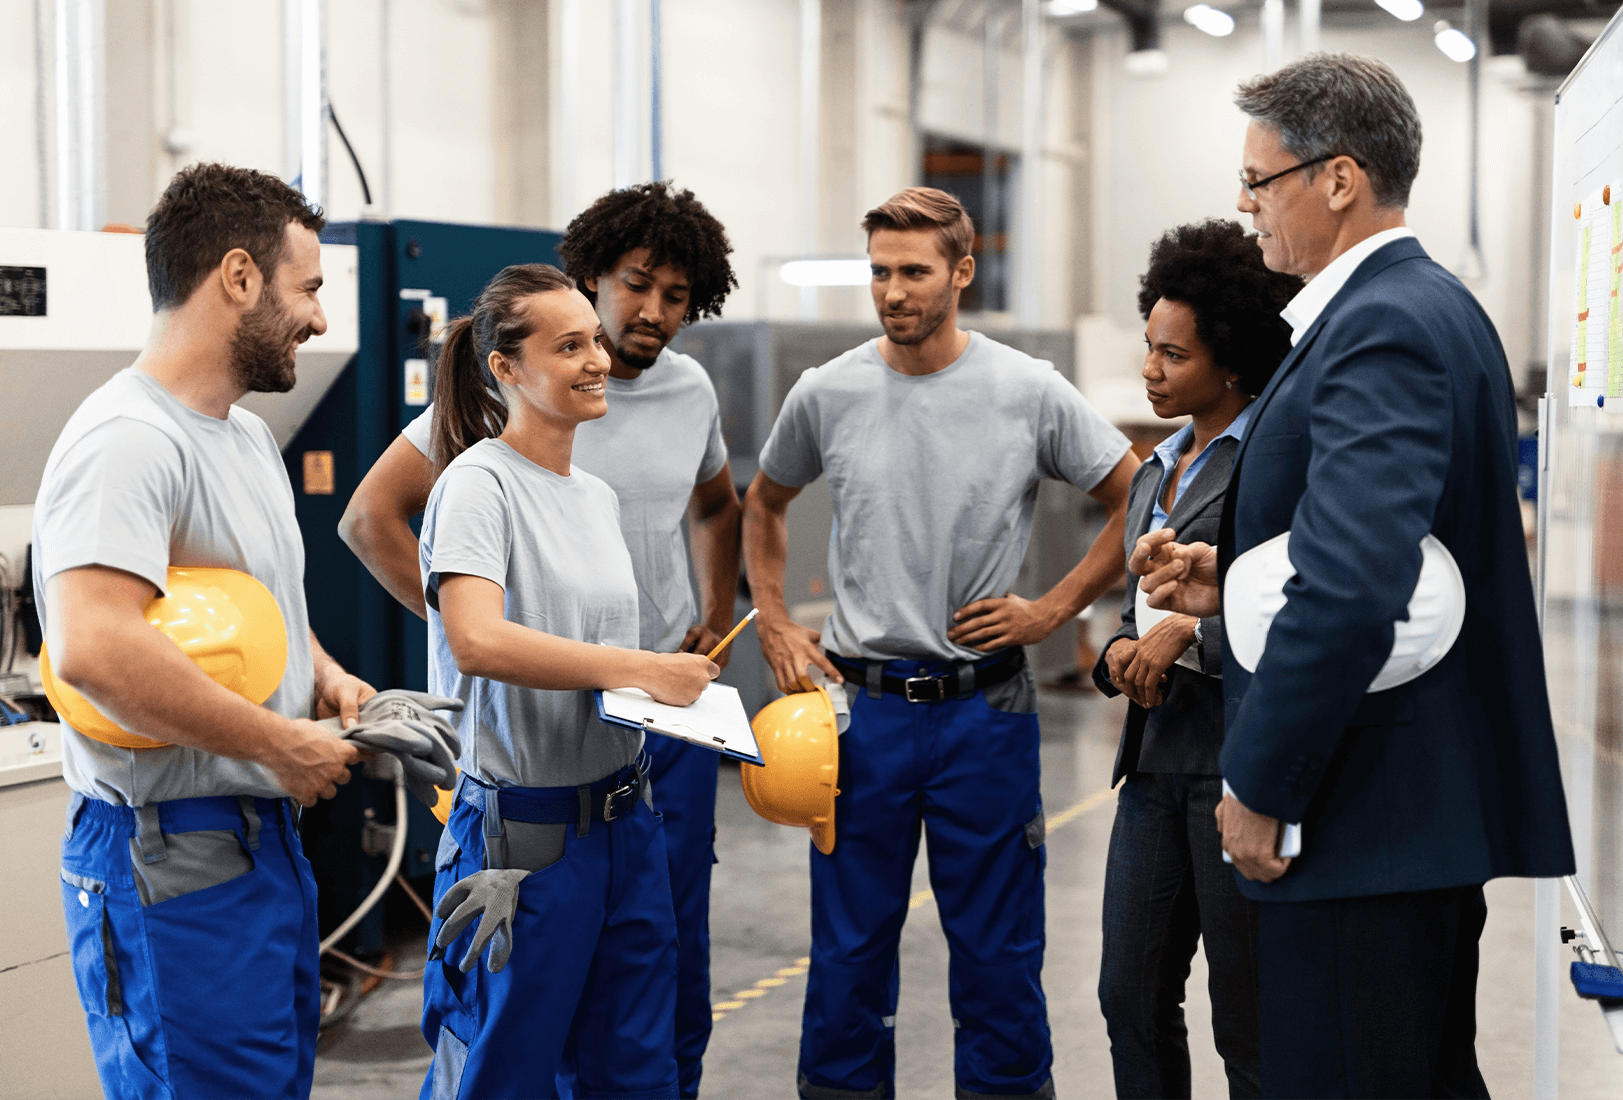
left=1136, top=219, right=1301, bottom=396
left=557, top=182, right=738, bottom=324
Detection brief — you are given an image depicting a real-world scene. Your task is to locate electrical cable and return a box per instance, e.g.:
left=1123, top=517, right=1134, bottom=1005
left=319, top=756, right=408, bottom=955
left=326, top=101, right=373, bottom=206
left=326, top=945, right=426, bottom=982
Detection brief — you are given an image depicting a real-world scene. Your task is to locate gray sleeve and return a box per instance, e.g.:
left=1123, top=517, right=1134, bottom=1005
left=697, top=392, right=728, bottom=484
left=34, top=418, right=182, bottom=596
left=1036, top=372, right=1131, bottom=492
left=401, top=405, right=435, bottom=458
left=757, top=375, right=822, bottom=488
left=422, top=464, right=511, bottom=606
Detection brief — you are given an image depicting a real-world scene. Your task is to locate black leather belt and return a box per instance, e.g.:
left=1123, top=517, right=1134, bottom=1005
left=825, top=648, right=1026, bottom=704
left=457, top=762, right=645, bottom=830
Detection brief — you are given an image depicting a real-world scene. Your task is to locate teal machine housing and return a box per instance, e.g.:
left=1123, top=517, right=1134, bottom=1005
left=289, top=219, right=563, bottom=953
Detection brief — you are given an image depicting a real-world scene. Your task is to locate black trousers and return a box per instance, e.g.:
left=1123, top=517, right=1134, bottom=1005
left=1098, top=773, right=1261, bottom=1099
left=1256, top=884, right=1490, bottom=1099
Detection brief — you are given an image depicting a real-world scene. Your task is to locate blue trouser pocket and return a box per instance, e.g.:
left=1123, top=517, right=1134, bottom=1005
left=61, top=796, right=319, bottom=1100
left=421, top=786, right=680, bottom=1100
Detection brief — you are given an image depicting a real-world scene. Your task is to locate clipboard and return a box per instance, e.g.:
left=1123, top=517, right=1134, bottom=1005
left=594, top=682, right=764, bottom=766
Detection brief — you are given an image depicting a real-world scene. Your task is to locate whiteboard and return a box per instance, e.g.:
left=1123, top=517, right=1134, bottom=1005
left=1543, top=9, right=1623, bottom=978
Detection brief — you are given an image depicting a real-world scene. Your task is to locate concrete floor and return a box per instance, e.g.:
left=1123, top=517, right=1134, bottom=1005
left=312, top=689, right=1623, bottom=1099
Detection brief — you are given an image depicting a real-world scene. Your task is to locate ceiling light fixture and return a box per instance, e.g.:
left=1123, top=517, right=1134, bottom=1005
left=1374, top=0, right=1424, bottom=22
left=1183, top=4, right=1235, bottom=36
left=1047, top=0, right=1099, bottom=14
left=1434, top=20, right=1477, bottom=62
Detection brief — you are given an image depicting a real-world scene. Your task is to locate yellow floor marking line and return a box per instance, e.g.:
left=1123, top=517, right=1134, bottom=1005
left=711, top=788, right=1117, bottom=1024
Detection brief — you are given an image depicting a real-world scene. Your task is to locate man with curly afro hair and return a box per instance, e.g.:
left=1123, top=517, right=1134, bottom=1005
left=338, top=181, right=741, bottom=1098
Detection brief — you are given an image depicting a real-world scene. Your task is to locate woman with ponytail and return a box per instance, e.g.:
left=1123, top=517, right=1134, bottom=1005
left=416, top=263, right=713, bottom=1099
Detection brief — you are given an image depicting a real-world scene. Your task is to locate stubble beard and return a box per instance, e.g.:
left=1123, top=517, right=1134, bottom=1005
left=881, top=281, right=955, bottom=347
left=229, top=282, right=307, bottom=395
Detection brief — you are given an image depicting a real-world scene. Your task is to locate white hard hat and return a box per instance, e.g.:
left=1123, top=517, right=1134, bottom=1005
left=1223, top=531, right=1465, bottom=693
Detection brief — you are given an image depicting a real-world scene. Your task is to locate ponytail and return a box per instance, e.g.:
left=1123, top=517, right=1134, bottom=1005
left=428, top=263, right=576, bottom=474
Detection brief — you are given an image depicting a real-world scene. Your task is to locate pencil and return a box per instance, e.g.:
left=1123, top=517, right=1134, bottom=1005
left=706, top=608, right=759, bottom=661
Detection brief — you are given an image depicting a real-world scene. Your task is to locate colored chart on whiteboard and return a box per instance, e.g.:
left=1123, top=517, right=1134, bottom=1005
left=1569, top=183, right=1623, bottom=408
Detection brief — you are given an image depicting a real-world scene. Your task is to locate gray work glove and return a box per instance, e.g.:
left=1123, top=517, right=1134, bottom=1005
left=428, top=868, right=530, bottom=973
left=339, top=690, right=463, bottom=808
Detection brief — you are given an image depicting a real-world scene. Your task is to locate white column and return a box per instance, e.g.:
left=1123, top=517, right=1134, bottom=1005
left=557, top=0, right=580, bottom=220
left=54, top=0, right=105, bottom=232
left=1016, top=0, right=1042, bottom=327
left=799, top=0, right=821, bottom=321
left=1262, top=0, right=1284, bottom=71
left=613, top=0, right=640, bottom=189
left=1298, top=0, right=1320, bottom=56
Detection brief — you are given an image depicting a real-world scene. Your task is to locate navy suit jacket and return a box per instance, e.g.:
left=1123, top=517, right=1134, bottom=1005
left=1218, top=237, right=1575, bottom=903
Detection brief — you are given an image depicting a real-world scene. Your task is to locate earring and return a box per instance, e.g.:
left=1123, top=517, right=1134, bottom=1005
left=1225, top=380, right=1234, bottom=390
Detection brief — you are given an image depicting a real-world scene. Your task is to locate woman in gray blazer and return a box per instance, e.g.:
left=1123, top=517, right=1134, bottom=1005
left=1091, top=220, right=1299, bottom=1099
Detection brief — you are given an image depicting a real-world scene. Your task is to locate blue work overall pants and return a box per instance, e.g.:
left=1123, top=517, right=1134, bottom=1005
left=420, top=767, right=680, bottom=1100
left=59, top=793, right=320, bottom=1100
left=798, top=661, right=1053, bottom=1099
left=643, top=734, right=720, bottom=1098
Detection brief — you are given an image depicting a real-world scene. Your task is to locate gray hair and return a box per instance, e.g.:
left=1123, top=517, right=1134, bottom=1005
left=1235, top=53, right=1422, bottom=209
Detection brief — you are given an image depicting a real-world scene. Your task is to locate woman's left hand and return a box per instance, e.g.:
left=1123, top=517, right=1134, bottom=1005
left=1121, top=613, right=1198, bottom=708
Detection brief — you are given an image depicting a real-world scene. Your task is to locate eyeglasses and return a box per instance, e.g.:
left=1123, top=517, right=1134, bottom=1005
left=1238, top=153, right=1363, bottom=200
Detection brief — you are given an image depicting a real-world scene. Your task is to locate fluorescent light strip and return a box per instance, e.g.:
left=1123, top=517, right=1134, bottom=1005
left=1183, top=4, right=1235, bottom=36
left=1434, top=25, right=1476, bottom=61
left=779, top=260, right=873, bottom=287
left=1375, top=0, right=1424, bottom=21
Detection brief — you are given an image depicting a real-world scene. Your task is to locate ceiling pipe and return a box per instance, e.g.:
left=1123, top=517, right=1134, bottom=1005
left=1017, top=0, right=1043, bottom=327
left=54, top=0, right=105, bottom=232
left=799, top=0, right=820, bottom=321
left=1459, top=0, right=1487, bottom=280
left=281, top=0, right=326, bottom=211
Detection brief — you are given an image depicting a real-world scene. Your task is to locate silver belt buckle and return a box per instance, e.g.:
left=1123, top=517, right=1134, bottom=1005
left=903, top=676, right=945, bottom=704
left=602, top=782, right=637, bottom=821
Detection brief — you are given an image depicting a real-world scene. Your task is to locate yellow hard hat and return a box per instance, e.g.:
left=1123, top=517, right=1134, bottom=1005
left=742, top=684, right=842, bottom=855
left=40, top=567, right=289, bottom=750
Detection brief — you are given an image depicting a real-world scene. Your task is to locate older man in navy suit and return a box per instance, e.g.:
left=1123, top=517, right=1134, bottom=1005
left=1133, top=54, right=1575, bottom=1098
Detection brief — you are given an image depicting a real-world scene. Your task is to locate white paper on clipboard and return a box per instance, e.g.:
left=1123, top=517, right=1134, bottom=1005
left=595, top=682, right=763, bottom=765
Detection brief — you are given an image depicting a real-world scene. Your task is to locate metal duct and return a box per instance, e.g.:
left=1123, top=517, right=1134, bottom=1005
left=1517, top=13, right=1597, bottom=76
left=1099, top=0, right=1159, bottom=54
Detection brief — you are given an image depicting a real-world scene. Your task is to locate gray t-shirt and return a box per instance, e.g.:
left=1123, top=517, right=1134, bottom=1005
left=758, top=332, right=1130, bottom=662
left=32, top=368, right=313, bottom=804
left=402, top=348, right=727, bottom=653
left=420, top=438, right=642, bottom=788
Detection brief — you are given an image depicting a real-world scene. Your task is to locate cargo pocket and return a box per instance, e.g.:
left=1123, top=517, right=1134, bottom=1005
left=60, top=870, right=121, bottom=1017
left=430, top=1023, right=470, bottom=1099
left=126, top=829, right=253, bottom=907
left=497, top=821, right=567, bottom=874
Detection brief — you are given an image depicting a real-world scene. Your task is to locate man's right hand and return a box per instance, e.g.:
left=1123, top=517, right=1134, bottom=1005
left=1130, top=528, right=1221, bottom=618
left=757, top=610, right=843, bottom=695
left=640, top=652, right=720, bottom=707
left=268, top=719, right=362, bottom=806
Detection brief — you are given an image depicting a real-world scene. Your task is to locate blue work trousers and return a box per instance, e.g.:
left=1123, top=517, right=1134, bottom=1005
left=644, top=734, right=720, bottom=1098
left=59, top=793, right=319, bottom=1099
left=799, top=667, right=1052, bottom=1099
left=421, top=775, right=680, bottom=1100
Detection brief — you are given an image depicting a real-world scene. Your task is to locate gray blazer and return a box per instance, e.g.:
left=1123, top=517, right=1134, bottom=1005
left=1091, top=435, right=1236, bottom=787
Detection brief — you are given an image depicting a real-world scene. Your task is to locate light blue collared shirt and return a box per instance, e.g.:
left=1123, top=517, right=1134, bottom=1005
left=1148, top=402, right=1256, bottom=533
